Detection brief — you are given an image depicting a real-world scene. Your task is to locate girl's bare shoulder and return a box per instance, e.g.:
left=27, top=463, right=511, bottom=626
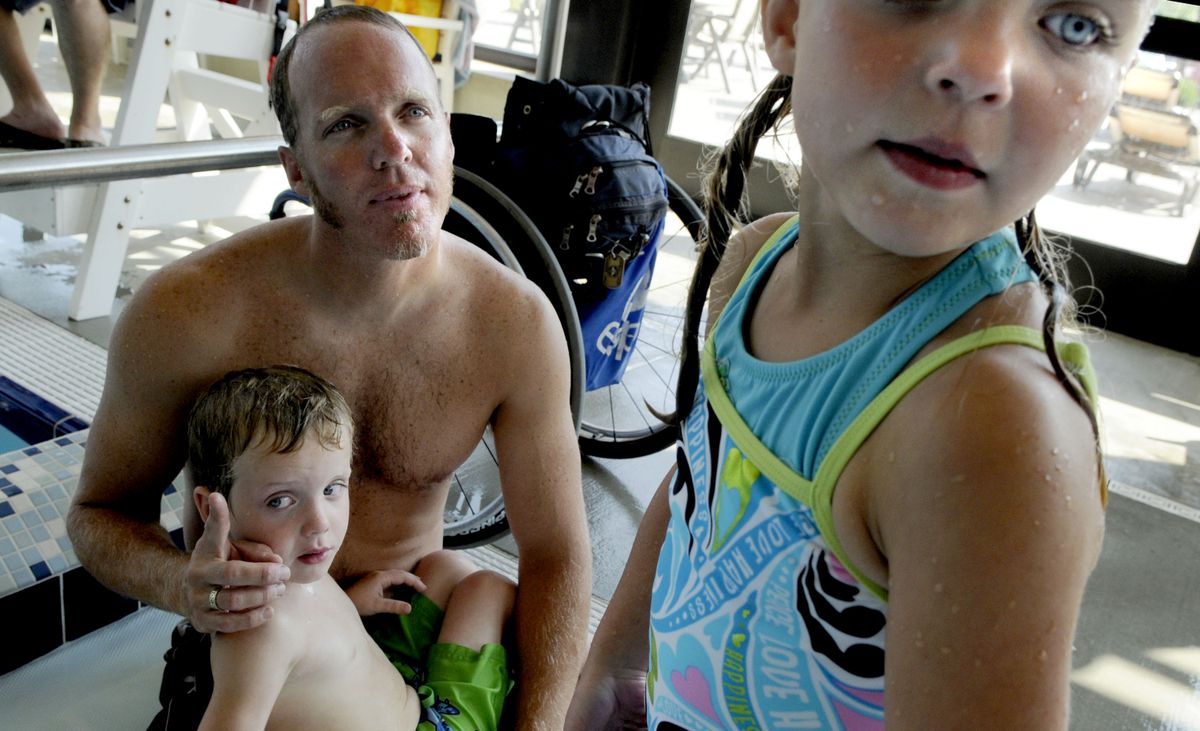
left=708, top=212, right=796, bottom=328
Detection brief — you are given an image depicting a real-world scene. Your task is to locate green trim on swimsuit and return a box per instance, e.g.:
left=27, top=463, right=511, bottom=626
left=704, top=316, right=1099, bottom=603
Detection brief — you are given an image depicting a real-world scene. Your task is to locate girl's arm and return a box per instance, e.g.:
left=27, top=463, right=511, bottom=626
left=198, top=617, right=297, bottom=731
left=564, top=467, right=673, bottom=731
left=871, top=345, right=1104, bottom=730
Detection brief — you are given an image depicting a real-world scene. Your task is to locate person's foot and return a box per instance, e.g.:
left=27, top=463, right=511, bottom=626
left=0, top=111, right=66, bottom=144
left=0, top=121, right=65, bottom=150
left=66, top=120, right=108, bottom=147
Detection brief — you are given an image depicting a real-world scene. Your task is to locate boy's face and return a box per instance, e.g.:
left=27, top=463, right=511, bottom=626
left=226, top=430, right=352, bottom=584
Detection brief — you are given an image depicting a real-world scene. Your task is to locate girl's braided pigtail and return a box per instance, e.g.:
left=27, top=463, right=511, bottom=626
left=672, top=73, right=794, bottom=422
left=1015, top=210, right=1100, bottom=439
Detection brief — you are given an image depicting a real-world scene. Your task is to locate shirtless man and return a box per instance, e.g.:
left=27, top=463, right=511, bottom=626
left=65, top=7, right=590, bottom=730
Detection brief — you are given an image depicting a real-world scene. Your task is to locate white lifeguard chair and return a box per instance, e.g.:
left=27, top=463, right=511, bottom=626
left=0, top=0, right=290, bottom=320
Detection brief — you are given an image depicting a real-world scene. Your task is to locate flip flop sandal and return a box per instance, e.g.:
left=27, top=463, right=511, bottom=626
left=0, top=121, right=66, bottom=150
left=65, top=138, right=106, bottom=148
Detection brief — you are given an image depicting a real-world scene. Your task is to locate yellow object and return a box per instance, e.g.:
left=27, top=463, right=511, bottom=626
left=355, top=0, right=443, bottom=59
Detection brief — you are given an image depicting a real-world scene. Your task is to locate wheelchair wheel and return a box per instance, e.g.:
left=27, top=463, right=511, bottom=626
left=266, top=171, right=585, bottom=549
left=576, top=175, right=705, bottom=459
left=441, top=168, right=585, bottom=548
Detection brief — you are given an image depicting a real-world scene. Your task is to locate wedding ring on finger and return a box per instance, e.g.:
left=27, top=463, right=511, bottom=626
left=208, top=587, right=222, bottom=612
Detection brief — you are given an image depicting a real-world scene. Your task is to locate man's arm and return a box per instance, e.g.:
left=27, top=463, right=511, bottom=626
left=67, top=272, right=286, bottom=632
left=491, top=288, right=592, bottom=731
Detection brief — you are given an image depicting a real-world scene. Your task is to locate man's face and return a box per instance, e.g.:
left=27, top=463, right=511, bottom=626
left=226, top=431, right=352, bottom=585
left=280, top=21, right=455, bottom=260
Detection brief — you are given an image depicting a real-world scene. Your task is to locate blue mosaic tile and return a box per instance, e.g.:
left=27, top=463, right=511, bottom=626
left=38, top=505, right=57, bottom=521
left=0, top=573, right=14, bottom=593
left=3, top=514, right=23, bottom=532
left=5, top=553, right=25, bottom=572
left=0, top=537, right=12, bottom=555
left=14, top=530, right=31, bottom=548
left=0, top=502, right=12, bottom=518
left=1, top=484, right=20, bottom=497
left=164, top=484, right=177, bottom=495
left=14, top=567, right=35, bottom=588
left=31, top=524, right=49, bottom=542
left=56, top=535, right=71, bottom=552
left=54, top=437, right=70, bottom=447
left=22, top=446, right=40, bottom=456
left=30, top=561, right=49, bottom=581
left=31, top=491, right=48, bottom=506
left=48, top=554, right=67, bottom=573
left=47, top=484, right=66, bottom=501
left=21, top=547, right=42, bottom=565
left=0, top=464, right=16, bottom=474
left=21, top=512, right=40, bottom=529
left=0, top=477, right=9, bottom=486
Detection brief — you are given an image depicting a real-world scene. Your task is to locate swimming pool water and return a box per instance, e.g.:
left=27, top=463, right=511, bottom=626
left=0, top=376, right=88, bottom=449
left=0, top=423, right=26, bottom=454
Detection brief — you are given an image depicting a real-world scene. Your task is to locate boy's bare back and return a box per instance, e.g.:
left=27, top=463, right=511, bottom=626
left=205, top=573, right=418, bottom=731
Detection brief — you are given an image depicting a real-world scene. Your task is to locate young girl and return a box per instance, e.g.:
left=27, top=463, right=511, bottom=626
left=567, top=1, right=1156, bottom=729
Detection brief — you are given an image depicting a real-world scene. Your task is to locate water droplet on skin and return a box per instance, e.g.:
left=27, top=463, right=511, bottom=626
left=1039, top=650, right=1049, bottom=662
left=1069, top=119, right=1081, bottom=131
left=1044, top=474, right=1052, bottom=482
left=1055, top=87, right=1064, bottom=95
left=1077, top=90, right=1089, bottom=102
left=1052, top=448, right=1061, bottom=456
left=871, top=194, right=886, bottom=206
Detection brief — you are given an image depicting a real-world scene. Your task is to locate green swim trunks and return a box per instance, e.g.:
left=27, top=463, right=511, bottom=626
left=365, top=592, right=512, bottom=731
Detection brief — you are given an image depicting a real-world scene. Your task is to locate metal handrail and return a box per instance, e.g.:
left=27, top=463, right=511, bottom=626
left=0, top=137, right=285, bottom=193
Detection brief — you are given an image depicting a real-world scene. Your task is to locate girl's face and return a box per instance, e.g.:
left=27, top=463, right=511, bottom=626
left=766, top=0, right=1153, bottom=257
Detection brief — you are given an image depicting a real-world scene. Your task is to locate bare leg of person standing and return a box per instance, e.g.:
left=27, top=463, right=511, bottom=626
left=0, top=3, right=67, bottom=148
left=51, top=0, right=109, bottom=145
left=0, top=0, right=112, bottom=149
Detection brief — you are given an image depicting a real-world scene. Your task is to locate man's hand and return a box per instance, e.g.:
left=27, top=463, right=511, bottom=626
left=343, top=569, right=428, bottom=616
left=565, top=669, right=648, bottom=731
left=187, top=492, right=289, bottom=633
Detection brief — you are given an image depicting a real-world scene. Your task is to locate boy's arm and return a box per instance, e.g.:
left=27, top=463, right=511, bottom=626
left=199, top=617, right=297, bottom=731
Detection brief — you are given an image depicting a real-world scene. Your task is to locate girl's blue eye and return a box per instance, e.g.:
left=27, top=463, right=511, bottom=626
left=266, top=495, right=295, bottom=509
left=324, top=482, right=347, bottom=497
left=1043, top=13, right=1105, bottom=46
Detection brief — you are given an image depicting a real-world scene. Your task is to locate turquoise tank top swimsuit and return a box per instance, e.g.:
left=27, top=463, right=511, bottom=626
left=646, top=217, right=1099, bottom=730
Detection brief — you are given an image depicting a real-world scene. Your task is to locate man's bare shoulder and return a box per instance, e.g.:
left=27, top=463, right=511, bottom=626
left=139, top=218, right=303, bottom=308
left=436, top=233, right=557, bottom=329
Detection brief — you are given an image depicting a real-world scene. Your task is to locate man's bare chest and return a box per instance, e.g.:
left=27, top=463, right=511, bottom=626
left=230, top=323, right=496, bottom=489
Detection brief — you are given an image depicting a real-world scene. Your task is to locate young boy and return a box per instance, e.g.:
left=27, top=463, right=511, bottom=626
left=187, top=365, right=514, bottom=731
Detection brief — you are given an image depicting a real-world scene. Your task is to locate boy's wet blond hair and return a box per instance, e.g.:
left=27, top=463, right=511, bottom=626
left=187, top=365, right=354, bottom=497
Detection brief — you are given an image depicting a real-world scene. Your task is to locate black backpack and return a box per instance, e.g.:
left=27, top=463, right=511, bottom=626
left=492, top=77, right=669, bottom=296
